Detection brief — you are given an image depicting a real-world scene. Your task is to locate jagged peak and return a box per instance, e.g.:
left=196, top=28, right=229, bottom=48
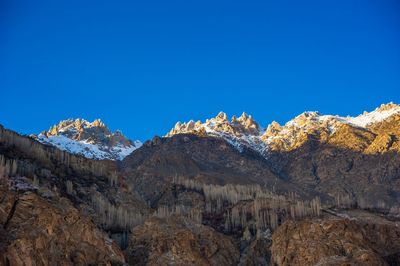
left=238, top=112, right=249, bottom=121
left=265, top=121, right=282, bottom=135
left=91, top=118, right=105, bottom=128
left=284, top=111, right=325, bottom=128
left=215, top=111, right=228, bottom=122
left=167, top=112, right=262, bottom=137
left=36, top=118, right=142, bottom=160
left=293, top=111, right=321, bottom=119
left=375, top=102, right=399, bottom=112
left=49, top=118, right=107, bottom=132
left=48, top=118, right=101, bottom=137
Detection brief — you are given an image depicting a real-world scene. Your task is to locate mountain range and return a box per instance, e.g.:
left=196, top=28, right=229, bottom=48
left=35, top=102, right=400, bottom=161
left=0, top=103, right=399, bottom=265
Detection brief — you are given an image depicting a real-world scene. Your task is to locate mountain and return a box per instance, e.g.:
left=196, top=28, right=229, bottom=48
left=1, top=103, right=400, bottom=265
left=123, top=102, right=400, bottom=211
left=34, top=118, right=142, bottom=160
left=166, top=102, right=400, bottom=156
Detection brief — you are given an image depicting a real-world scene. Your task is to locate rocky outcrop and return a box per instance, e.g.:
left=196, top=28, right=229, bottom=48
left=239, top=237, right=272, bottom=266
left=0, top=183, right=125, bottom=266
left=125, top=215, right=240, bottom=266
left=271, top=211, right=400, bottom=266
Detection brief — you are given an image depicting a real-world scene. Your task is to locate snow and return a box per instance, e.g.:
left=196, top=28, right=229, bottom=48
left=111, top=141, right=142, bottom=160
left=37, top=134, right=141, bottom=160
left=344, top=105, right=400, bottom=127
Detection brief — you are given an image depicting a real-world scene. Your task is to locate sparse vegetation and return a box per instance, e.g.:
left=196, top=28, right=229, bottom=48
left=171, top=175, right=392, bottom=234
left=109, top=171, right=118, bottom=186
left=65, top=180, right=74, bottom=195
left=33, top=175, right=39, bottom=187
left=172, top=175, right=322, bottom=233
left=0, top=125, right=109, bottom=178
left=0, top=154, right=18, bottom=178
left=91, top=194, right=146, bottom=230
left=154, top=205, right=203, bottom=223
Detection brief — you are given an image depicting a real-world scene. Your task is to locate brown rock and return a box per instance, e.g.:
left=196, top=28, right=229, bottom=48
left=125, top=215, right=240, bottom=266
left=239, top=238, right=271, bottom=266
left=271, top=213, right=400, bottom=266
left=0, top=184, right=125, bottom=266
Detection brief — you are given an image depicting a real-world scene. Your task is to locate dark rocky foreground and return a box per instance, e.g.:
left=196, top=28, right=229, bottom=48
left=1, top=120, right=400, bottom=265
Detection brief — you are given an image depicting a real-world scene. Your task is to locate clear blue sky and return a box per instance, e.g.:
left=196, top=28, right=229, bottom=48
left=1, top=0, right=399, bottom=141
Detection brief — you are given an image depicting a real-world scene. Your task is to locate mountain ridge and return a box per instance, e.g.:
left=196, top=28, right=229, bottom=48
left=32, top=103, right=400, bottom=161
left=166, top=102, right=400, bottom=156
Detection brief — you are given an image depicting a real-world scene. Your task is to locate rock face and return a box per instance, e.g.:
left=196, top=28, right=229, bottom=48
left=125, top=215, right=240, bottom=266
left=36, top=118, right=142, bottom=160
left=271, top=211, right=400, bottom=266
left=239, top=237, right=272, bottom=266
left=0, top=183, right=125, bottom=266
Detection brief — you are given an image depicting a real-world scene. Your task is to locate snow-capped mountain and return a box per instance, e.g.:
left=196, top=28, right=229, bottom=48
left=166, top=111, right=268, bottom=154
left=35, top=118, right=142, bottom=160
left=166, top=103, right=400, bottom=157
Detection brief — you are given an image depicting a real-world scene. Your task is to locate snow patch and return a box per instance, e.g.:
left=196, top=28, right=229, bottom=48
left=37, top=134, right=141, bottom=160
left=344, top=104, right=400, bottom=127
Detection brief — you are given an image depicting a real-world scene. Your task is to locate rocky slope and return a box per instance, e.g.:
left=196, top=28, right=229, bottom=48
left=0, top=182, right=125, bottom=265
left=122, top=105, right=400, bottom=213
left=35, top=118, right=142, bottom=160
left=125, top=215, right=240, bottom=266
left=121, top=134, right=301, bottom=204
left=271, top=210, right=400, bottom=265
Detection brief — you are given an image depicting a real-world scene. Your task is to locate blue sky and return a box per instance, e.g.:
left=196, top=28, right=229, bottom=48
left=1, top=0, right=399, bottom=141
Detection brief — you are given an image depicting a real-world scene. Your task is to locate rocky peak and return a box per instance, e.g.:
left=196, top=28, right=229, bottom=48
left=167, top=112, right=261, bottom=137
left=215, top=111, right=228, bottom=122
left=375, top=102, right=399, bottom=112
left=168, top=112, right=260, bottom=138
left=36, top=118, right=142, bottom=160
left=46, top=118, right=111, bottom=140
left=236, top=112, right=260, bottom=133
left=260, top=112, right=335, bottom=151
left=264, top=121, right=282, bottom=136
